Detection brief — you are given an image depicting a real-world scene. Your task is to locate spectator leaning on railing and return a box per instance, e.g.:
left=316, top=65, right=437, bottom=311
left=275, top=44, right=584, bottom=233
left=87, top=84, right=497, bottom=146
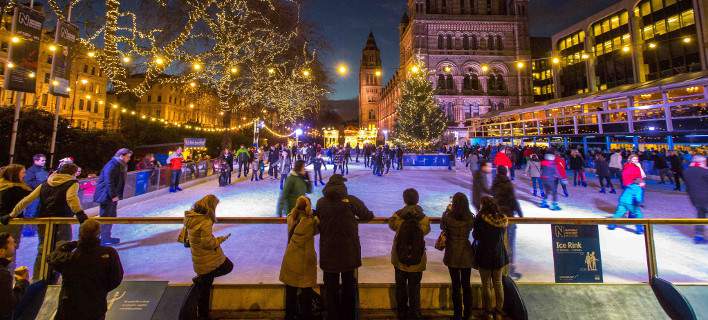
left=0, top=165, right=32, bottom=272
left=1, top=163, right=88, bottom=282
left=94, top=148, right=132, bottom=246
left=48, top=218, right=123, bottom=320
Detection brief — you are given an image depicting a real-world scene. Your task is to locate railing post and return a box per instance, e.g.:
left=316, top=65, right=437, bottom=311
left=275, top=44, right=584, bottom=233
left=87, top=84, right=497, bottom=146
left=643, top=223, right=658, bottom=282
left=39, top=221, right=54, bottom=281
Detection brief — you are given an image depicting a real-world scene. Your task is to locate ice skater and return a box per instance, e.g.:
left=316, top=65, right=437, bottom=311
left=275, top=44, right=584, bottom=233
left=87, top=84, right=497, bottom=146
left=309, top=152, right=327, bottom=186
left=608, top=178, right=645, bottom=234
left=540, top=153, right=561, bottom=211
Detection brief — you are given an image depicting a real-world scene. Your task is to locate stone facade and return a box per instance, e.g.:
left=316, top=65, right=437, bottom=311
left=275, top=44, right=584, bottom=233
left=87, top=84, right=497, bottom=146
left=358, top=32, right=383, bottom=130
left=364, top=0, right=533, bottom=142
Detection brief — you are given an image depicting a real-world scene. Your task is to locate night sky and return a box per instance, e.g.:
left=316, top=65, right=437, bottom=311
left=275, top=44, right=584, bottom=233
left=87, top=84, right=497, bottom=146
left=302, top=0, right=618, bottom=100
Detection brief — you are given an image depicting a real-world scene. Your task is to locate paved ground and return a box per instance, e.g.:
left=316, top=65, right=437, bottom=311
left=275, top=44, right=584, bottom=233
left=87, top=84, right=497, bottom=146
left=14, top=161, right=708, bottom=285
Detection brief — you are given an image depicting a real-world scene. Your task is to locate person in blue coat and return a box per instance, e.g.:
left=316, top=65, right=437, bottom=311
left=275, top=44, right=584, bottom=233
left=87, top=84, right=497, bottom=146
left=23, top=154, right=48, bottom=236
left=608, top=177, right=645, bottom=234
left=93, top=148, right=132, bottom=245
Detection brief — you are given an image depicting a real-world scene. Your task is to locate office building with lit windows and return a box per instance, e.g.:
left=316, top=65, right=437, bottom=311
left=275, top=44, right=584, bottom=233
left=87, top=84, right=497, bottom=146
left=531, top=37, right=554, bottom=102
left=469, top=0, right=708, bottom=151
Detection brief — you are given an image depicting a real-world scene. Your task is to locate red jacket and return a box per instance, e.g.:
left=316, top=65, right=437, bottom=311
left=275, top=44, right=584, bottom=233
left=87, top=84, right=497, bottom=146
left=168, top=154, right=183, bottom=170
left=554, top=157, right=568, bottom=179
left=622, top=162, right=643, bottom=187
left=493, top=152, right=512, bottom=168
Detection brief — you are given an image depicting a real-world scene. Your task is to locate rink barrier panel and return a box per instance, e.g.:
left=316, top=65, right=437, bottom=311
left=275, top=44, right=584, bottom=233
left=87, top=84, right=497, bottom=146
left=8, top=217, right=707, bottom=282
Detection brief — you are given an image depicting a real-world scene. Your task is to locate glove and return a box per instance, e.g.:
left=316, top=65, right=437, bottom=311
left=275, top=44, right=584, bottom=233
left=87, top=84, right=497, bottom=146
left=75, top=211, right=88, bottom=224
left=0, top=215, right=12, bottom=226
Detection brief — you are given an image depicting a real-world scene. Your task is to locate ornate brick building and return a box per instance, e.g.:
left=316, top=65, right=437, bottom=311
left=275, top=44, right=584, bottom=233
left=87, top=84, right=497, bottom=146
left=361, top=0, right=533, bottom=143
left=358, top=32, right=383, bottom=130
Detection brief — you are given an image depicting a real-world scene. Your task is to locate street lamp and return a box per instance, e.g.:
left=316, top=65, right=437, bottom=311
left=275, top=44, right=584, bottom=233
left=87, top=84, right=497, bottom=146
left=295, top=128, right=303, bottom=147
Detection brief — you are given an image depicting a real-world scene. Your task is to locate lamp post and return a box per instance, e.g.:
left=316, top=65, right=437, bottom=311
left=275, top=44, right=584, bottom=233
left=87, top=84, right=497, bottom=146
left=295, top=128, right=303, bottom=147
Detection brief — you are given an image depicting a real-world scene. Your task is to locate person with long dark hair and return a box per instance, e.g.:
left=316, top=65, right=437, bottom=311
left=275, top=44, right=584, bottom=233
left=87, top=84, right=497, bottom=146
left=473, top=196, right=509, bottom=320
left=440, top=192, right=475, bottom=320
left=0, top=164, right=32, bottom=271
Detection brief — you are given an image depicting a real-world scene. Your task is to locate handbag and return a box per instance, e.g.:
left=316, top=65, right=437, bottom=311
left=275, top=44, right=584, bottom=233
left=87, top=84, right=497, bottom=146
left=434, top=231, right=447, bottom=251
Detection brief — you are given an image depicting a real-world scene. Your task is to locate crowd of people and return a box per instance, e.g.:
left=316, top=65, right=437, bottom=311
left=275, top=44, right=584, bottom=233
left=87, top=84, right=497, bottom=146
left=0, top=141, right=705, bottom=320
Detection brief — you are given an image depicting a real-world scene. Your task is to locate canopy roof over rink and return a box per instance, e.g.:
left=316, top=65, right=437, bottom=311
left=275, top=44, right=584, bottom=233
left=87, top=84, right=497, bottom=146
left=470, top=71, right=708, bottom=151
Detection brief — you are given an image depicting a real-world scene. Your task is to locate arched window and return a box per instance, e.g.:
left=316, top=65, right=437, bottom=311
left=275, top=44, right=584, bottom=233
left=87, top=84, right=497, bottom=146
left=496, top=36, right=503, bottom=50
left=463, top=75, right=470, bottom=90
left=463, top=35, right=469, bottom=50
left=437, top=74, right=446, bottom=89
left=471, top=73, right=480, bottom=90
left=487, top=35, right=494, bottom=50
left=446, top=35, right=453, bottom=50
left=470, top=35, right=478, bottom=50
left=487, top=74, right=496, bottom=92
left=460, top=0, right=466, bottom=14
left=438, top=35, right=444, bottom=49
left=446, top=75, right=454, bottom=91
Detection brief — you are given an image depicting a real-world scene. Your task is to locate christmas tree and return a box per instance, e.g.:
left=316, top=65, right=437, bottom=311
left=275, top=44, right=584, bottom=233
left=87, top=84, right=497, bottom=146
left=393, top=62, right=447, bottom=153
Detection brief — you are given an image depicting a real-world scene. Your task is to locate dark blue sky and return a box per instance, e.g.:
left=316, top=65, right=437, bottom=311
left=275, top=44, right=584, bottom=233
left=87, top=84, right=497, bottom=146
left=302, top=0, right=617, bottom=100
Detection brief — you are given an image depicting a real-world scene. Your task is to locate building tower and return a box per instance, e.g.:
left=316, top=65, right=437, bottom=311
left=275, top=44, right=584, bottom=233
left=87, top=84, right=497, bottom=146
left=358, top=32, right=383, bottom=130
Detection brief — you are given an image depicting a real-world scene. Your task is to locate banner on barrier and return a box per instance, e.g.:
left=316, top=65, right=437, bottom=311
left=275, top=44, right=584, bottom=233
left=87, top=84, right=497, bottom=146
left=551, top=224, right=603, bottom=283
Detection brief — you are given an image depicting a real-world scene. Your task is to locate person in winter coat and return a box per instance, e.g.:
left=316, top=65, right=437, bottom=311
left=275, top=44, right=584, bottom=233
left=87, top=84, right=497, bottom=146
left=491, top=166, right=523, bottom=280
left=668, top=151, right=684, bottom=191
left=554, top=152, right=569, bottom=197
left=250, top=149, right=261, bottom=182
left=524, top=154, right=544, bottom=197
left=608, top=178, right=645, bottom=234
left=472, top=161, right=493, bottom=210
left=23, top=154, right=48, bottom=222
left=3, top=163, right=88, bottom=282
left=467, top=152, right=479, bottom=175
left=309, top=152, right=327, bottom=186
left=48, top=219, right=123, bottom=320
left=235, top=145, right=250, bottom=178
left=277, top=160, right=312, bottom=217
left=222, top=148, right=234, bottom=184
left=683, top=155, right=708, bottom=244
left=178, top=195, right=233, bottom=320
left=595, top=154, right=616, bottom=194
left=621, top=154, right=646, bottom=188
left=654, top=153, right=670, bottom=184
left=94, top=148, right=132, bottom=245
left=0, top=233, right=28, bottom=320
left=440, top=193, right=475, bottom=320
left=493, top=149, right=512, bottom=177
left=388, top=188, right=430, bottom=320
left=609, top=150, right=623, bottom=183
left=473, top=196, right=509, bottom=319
left=279, top=150, right=292, bottom=190
left=167, top=147, right=184, bottom=192
left=316, top=174, right=374, bottom=320
left=569, top=150, right=587, bottom=187
left=280, top=196, right=319, bottom=320
left=0, top=165, right=32, bottom=272
left=540, top=154, right=562, bottom=211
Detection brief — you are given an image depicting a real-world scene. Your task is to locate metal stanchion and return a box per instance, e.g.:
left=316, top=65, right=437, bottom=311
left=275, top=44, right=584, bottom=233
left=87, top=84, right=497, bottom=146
left=643, top=223, right=658, bottom=281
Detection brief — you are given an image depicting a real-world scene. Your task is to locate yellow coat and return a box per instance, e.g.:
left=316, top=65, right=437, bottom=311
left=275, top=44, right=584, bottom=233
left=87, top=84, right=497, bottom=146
left=179, top=211, right=227, bottom=275
left=279, top=214, right=319, bottom=288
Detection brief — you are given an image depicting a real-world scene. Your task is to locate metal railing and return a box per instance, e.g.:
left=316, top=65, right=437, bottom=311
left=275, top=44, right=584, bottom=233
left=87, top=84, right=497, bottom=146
left=7, top=217, right=707, bottom=282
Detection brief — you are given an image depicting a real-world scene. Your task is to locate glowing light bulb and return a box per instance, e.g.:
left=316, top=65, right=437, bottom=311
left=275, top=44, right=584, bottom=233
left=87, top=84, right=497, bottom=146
left=552, top=57, right=560, bottom=64
left=48, top=44, right=57, bottom=52
left=648, top=42, right=657, bottom=49
left=154, top=57, right=164, bottom=65
left=10, top=36, right=20, bottom=43
left=122, top=56, right=131, bottom=63
left=87, top=51, right=96, bottom=58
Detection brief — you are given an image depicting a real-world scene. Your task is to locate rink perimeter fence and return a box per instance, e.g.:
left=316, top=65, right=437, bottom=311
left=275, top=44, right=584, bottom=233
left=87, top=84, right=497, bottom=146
left=6, top=217, right=708, bottom=283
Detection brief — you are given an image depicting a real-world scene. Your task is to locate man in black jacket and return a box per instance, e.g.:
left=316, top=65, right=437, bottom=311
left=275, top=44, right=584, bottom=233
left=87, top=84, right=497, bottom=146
left=0, top=233, right=28, bottom=320
left=48, top=218, right=123, bottom=320
left=316, top=174, right=374, bottom=320
left=472, top=161, right=493, bottom=210
left=94, top=148, right=132, bottom=245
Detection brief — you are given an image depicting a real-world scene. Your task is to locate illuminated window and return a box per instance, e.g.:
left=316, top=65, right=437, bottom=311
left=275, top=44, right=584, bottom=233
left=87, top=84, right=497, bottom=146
left=595, top=43, right=604, bottom=56
left=681, top=10, right=694, bottom=27
left=602, top=20, right=610, bottom=33
left=654, top=19, right=666, bottom=35
left=610, top=16, right=619, bottom=29
left=640, top=2, right=650, bottom=16
left=620, top=11, right=628, bottom=25
left=621, top=34, right=631, bottom=45
left=651, top=0, right=662, bottom=11
left=667, top=15, right=680, bottom=32
left=593, top=24, right=602, bottom=36
left=642, top=25, right=654, bottom=40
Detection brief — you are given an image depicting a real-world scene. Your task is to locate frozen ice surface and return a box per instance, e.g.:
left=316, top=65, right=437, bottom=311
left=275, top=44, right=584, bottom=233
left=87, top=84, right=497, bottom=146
left=14, top=162, right=708, bottom=285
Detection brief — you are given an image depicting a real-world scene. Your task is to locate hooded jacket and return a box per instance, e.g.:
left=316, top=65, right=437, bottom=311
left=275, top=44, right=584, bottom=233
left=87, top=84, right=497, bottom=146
left=48, top=239, right=123, bottom=320
left=441, top=209, right=475, bottom=269
left=279, top=212, right=319, bottom=288
left=492, top=174, right=523, bottom=218
left=277, top=172, right=312, bottom=216
left=388, top=205, right=430, bottom=272
left=8, top=173, right=82, bottom=219
left=473, top=213, right=509, bottom=270
left=179, top=210, right=227, bottom=275
left=94, top=157, right=127, bottom=204
left=316, top=177, right=374, bottom=272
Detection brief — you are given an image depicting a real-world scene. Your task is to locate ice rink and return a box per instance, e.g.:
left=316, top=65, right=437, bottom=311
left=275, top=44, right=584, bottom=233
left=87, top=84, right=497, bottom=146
left=14, top=161, right=708, bottom=285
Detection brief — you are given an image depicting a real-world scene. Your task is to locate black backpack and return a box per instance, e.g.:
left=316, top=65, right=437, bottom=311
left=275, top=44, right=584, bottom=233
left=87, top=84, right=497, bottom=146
left=396, top=216, right=425, bottom=266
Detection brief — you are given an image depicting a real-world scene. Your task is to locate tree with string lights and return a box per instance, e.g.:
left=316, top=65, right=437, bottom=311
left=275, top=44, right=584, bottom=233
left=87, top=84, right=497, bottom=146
left=393, top=61, right=447, bottom=153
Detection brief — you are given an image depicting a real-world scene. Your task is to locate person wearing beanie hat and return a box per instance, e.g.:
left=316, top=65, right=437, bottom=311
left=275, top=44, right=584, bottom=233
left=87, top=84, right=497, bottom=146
left=48, top=218, right=124, bottom=320
left=683, top=154, right=707, bottom=244
left=94, top=148, right=132, bottom=245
